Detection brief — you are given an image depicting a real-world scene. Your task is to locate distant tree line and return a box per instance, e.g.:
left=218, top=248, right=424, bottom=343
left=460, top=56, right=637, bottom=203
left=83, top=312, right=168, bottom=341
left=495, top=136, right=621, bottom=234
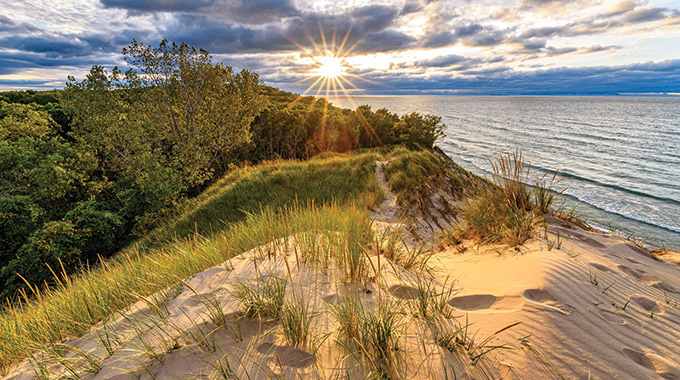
left=0, top=40, right=444, bottom=302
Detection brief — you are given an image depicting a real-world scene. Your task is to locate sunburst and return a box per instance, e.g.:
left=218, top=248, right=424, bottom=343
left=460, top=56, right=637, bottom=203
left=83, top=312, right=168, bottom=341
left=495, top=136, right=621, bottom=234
left=280, top=21, right=387, bottom=146
left=315, top=54, right=345, bottom=79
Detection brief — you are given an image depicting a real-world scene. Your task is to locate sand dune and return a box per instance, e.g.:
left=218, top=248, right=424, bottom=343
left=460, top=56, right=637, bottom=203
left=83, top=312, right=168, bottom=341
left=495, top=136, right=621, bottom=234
left=3, top=171, right=680, bottom=380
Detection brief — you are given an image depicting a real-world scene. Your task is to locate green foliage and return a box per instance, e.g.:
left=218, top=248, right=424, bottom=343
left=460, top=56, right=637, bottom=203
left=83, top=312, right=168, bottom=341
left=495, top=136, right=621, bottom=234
left=395, top=112, right=445, bottom=149
left=243, top=90, right=446, bottom=163
left=355, top=106, right=444, bottom=150
left=0, top=196, right=44, bottom=266
left=63, top=40, right=265, bottom=195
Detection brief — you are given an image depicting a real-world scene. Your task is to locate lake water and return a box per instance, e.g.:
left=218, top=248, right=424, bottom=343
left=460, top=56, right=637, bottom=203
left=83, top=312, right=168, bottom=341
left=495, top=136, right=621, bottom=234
left=333, top=95, right=680, bottom=250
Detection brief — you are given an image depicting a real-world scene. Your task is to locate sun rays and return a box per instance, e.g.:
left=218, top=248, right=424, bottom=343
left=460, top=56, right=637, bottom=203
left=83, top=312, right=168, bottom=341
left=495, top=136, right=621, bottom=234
left=286, top=21, right=371, bottom=105
left=275, top=21, right=386, bottom=146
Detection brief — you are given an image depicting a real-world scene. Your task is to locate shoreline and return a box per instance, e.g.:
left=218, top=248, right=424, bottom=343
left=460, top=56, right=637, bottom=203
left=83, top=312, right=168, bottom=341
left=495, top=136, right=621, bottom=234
left=433, top=144, right=680, bottom=252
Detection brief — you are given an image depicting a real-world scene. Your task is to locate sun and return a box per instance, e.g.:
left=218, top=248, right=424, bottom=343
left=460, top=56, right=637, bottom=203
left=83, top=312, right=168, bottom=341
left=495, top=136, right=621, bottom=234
left=314, top=54, right=345, bottom=79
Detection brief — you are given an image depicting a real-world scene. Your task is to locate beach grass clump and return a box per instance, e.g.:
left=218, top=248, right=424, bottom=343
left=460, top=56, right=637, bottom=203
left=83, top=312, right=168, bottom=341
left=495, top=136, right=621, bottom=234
left=436, top=316, right=521, bottom=366
left=456, top=150, right=565, bottom=246
left=405, top=275, right=456, bottom=320
left=337, top=208, right=374, bottom=283
left=358, top=299, right=403, bottom=379
left=280, top=297, right=316, bottom=347
left=329, top=293, right=364, bottom=341
left=233, top=276, right=287, bottom=319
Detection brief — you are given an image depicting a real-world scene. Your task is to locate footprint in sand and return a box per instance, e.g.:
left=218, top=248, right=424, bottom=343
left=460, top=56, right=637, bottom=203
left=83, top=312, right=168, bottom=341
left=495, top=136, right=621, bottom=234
left=523, top=289, right=574, bottom=315
left=639, top=274, right=662, bottom=286
left=631, top=296, right=664, bottom=314
left=589, top=263, right=612, bottom=272
left=256, top=343, right=315, bottom=368
left=322, top=294, right=339, bottom=304
left=618, top=265, right=674, bottom=292
left=623, top=348, right=680, bottom=379
left=599, top=310, right=641, bottom=327
left=578, top=236, right=607, bottom=249
left=388, top=285, right=419, bottom=300
left=448, top=294, right=523, bottom=311
left=618, top=265, right=644, bottom=279
left=653, top=282, right=680, bottom=294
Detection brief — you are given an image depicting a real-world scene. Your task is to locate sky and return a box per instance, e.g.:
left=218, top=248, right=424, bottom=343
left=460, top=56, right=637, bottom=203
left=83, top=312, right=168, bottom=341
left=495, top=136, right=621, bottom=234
left=1, top=0, right=679, bottom=95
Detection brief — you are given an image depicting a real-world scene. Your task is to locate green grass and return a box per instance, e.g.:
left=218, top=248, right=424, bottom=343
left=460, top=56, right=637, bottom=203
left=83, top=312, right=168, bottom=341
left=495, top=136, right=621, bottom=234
left=141, top=152, right=384, bottom=247
left=280, top=297, right=316, bottom=347
left=233, top=276, right=287, bottom=319
left=357, top=298, right=403, bottom=379
left=382, top=148, right=474, bottom=215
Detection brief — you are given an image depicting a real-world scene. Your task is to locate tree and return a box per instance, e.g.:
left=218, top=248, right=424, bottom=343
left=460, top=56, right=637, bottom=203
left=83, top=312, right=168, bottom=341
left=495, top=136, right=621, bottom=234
left=62, top=40, right=266, bottom=232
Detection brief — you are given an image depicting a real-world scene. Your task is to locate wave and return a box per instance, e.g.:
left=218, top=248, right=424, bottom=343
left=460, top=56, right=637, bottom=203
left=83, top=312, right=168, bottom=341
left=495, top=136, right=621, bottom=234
left=462, top=156, right=680, bottom=207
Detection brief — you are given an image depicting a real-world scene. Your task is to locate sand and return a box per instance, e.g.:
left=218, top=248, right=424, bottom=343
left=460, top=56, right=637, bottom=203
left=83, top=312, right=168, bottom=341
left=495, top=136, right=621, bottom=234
left=3, top=170, right=680, bottom=380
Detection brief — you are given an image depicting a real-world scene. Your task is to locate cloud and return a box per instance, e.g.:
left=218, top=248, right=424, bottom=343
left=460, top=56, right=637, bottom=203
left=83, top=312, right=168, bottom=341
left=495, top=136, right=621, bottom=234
left=0, top=15, right=41, bottom=34
left=100, top=0, right=214, bottom=12
left=1, top=0, right=680, bottom=95
left=350, top=5, right=400, bottom=33
left=0, top=50, right=116, bottom=75
left=416, top=54, right=469, bottom=68
left=101, top=0, right=299, bottom=24
left=623, top=7, right=668, bottom=23
left=161, top=6, right=412, bottom=55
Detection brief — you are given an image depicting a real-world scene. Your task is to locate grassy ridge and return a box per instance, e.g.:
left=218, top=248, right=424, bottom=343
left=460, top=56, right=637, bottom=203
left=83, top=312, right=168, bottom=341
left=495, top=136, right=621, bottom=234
left=141, top=152, right=384, bottom=247
left=0, top=153, right=383, bottom=373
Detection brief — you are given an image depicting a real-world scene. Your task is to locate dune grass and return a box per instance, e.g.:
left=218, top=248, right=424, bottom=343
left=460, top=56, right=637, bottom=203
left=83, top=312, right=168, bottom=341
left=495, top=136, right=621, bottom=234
left=382, top=148, right=474, bottom=214
left=0, top=151, right=384, bottom=374
left=455, top=150, right=563, bottom=246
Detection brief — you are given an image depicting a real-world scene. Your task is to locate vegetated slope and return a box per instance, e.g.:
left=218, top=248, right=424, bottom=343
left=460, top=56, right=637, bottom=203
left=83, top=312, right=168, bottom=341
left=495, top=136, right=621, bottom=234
left=0, top=151, right=385, bottom=374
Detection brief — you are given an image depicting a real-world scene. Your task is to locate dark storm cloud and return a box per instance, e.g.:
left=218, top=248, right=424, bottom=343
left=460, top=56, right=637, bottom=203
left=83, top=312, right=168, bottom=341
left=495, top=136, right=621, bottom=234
left=100, top=0, right=215, bottom=12
left=209, top=0, right=299, bottom=24
left=0, top=27, right=155, bottom=60
left=101, top=0, right=299, bottom=24
left=0, top=35, right=96, bottom=58
left=0, top=50, right=117, bottom=75
left=350, top=5, right=400, bottom=33
left=420, top=31, right=456, bottom=48
left=416, top=55, right=468, bottom=68
left=623, top=7, right=668, bottom=22
left=517, top=6, right=678, bottom=42
left=420, top=23, right=511, bottom=49
left=400, top=0, right=423, bottom=15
